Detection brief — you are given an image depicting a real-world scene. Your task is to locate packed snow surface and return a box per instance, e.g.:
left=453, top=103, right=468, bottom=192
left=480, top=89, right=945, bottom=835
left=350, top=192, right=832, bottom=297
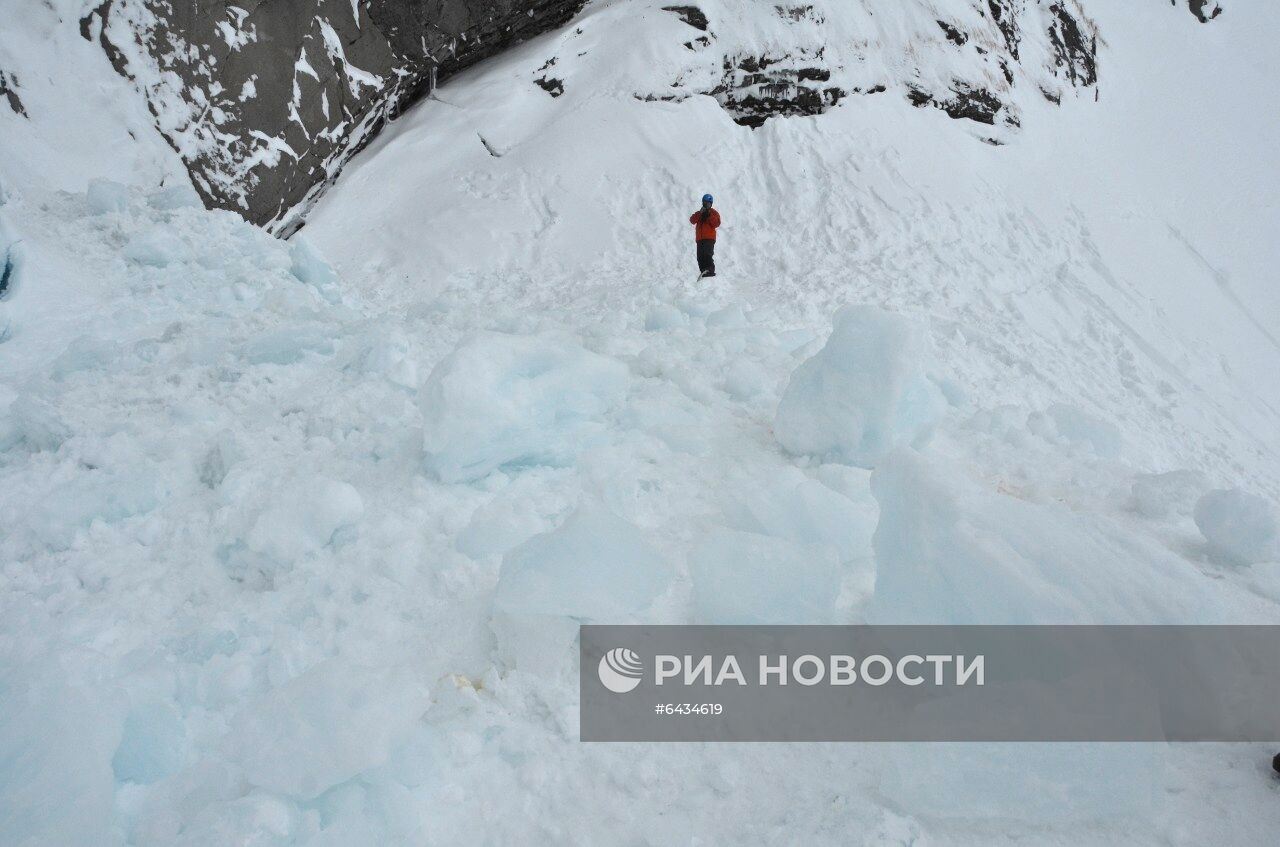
left=2, top=0, right=1280, bottom=845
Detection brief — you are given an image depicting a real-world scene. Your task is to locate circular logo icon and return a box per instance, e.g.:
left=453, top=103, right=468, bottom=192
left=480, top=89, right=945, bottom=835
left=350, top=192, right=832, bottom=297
left=597, top=648, right=644, bottom=694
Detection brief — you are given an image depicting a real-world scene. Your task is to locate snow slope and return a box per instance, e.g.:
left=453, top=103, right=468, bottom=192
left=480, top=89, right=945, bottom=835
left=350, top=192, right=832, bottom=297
left=2, top=0, right=1280, bottom=844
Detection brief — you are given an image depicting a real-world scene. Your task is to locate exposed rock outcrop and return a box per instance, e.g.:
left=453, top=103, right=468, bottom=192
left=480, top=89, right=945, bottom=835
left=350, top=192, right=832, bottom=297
left=647, top=1, right=1100, bottom=135
left=1185, top=0, right=1224, bottom=23
left=0, top=71, right=26, bottom=118
left=662, top=6, right=710, bottom=31
left=81, top=0, right=586, bottom=234
left=714, top=49, right=847, bottom=128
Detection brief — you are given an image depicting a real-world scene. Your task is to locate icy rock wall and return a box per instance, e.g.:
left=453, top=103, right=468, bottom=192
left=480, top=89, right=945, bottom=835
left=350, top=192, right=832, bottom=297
left=81, top=0, right=587, bottom=234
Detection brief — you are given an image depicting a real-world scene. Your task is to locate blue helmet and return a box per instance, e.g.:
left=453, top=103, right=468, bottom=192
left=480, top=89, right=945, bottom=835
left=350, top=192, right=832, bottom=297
left=702, top=193, right=713, bottom=203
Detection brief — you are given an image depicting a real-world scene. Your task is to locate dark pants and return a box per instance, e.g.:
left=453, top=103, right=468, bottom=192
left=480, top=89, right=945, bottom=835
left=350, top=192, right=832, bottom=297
left=696, top=239, right=716, bottom=276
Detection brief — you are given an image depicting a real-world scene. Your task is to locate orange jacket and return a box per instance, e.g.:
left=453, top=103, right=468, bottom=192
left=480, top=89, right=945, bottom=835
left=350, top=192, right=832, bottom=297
left=690, top=208, right=721, bottom=241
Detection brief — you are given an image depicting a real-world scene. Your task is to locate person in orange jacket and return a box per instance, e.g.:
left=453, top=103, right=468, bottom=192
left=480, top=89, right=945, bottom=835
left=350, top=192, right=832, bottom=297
left=689, top=193, right=720, bottom=278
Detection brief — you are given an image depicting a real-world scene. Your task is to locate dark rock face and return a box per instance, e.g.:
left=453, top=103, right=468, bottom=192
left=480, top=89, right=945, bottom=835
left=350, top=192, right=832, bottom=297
left=714, top=49, right=846, bottom=128
left=82, top=0, right=585, bottom=234
left=0, top=70, right=26, bottom=118
left=654, top=2, right=1099, bottom=133
left=662, top=6, right=710, bottom=32
left=1048, top=3, right=1097, bottom=88
left=534, top=58, right=565, bottom=98
left=696, top=4, right=852, bottom=128
left=937, top=20, right=968, bottom=47
left=1185, top=0, right=1224, bottom=23
left=903, top=0, right=1096, bottom=132
left=986, top=0, right=1021, bottom=60
left=0, top=248, right=15, bottom=300
left=911, top=83, right=1004, bottom=125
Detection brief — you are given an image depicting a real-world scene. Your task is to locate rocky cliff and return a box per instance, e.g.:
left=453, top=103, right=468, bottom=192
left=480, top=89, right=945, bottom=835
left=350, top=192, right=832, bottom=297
left=65, top=0, right=1224, bottom=235
left=80, top=0, right=586, bottom=234
left=623, top=1, right=1103, bottom=140
left=626, top=0, right=1219, bottom=141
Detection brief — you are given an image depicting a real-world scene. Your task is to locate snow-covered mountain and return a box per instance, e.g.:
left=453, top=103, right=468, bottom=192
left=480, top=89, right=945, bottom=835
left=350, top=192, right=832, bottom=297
left=0, top=0, right=1225, bottom=234
left=1, top=0, right=1278, bottom=844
